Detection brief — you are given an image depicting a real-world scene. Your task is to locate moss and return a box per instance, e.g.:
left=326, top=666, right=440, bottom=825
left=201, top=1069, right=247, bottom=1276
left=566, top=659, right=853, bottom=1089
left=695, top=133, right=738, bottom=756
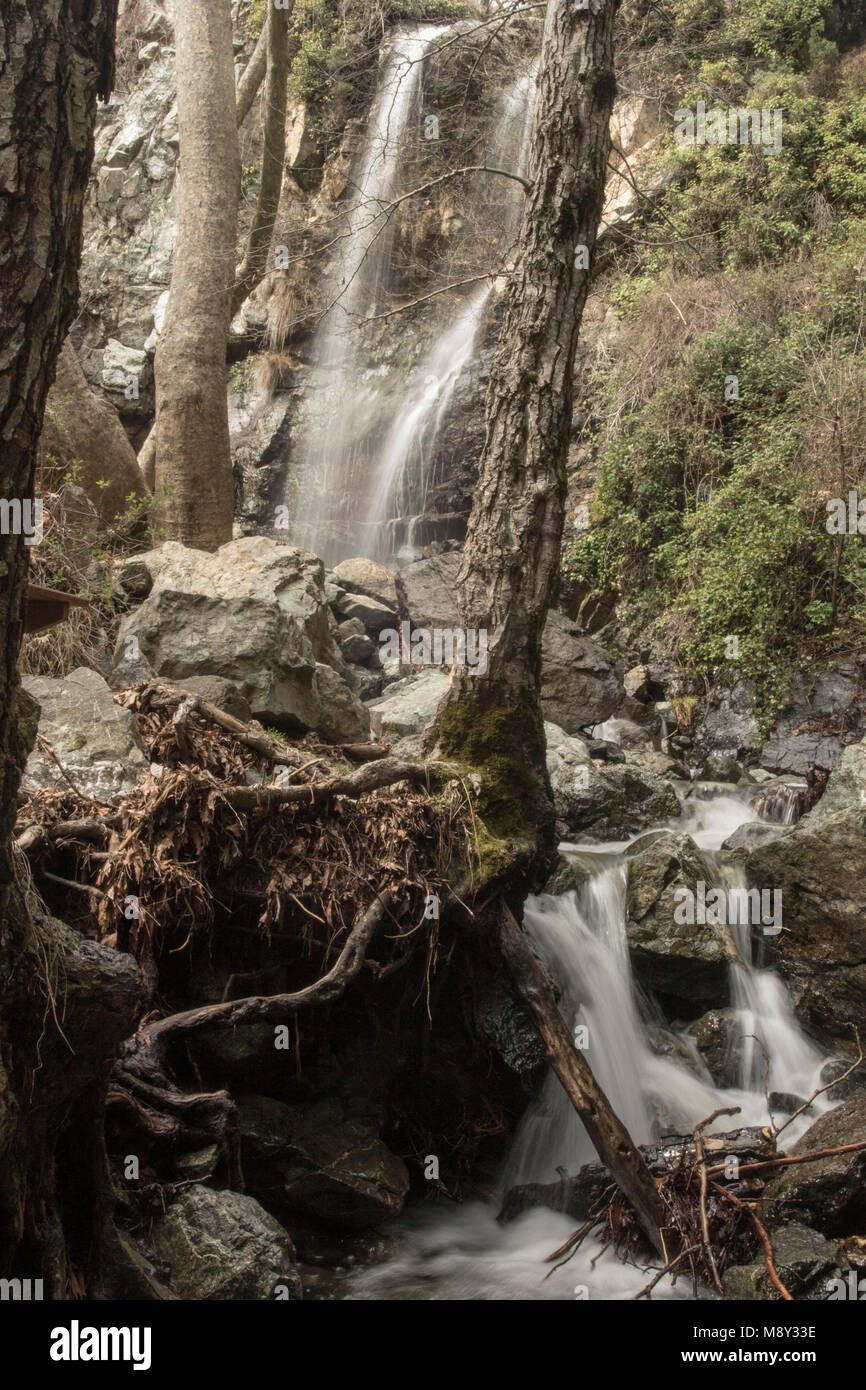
left=437, top=692, right=548, bottom=842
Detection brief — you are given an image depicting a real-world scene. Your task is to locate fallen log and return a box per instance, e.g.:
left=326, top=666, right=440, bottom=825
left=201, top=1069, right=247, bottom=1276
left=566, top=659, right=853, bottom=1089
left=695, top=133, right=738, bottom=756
left=497, top=902, right=669, bottom=1258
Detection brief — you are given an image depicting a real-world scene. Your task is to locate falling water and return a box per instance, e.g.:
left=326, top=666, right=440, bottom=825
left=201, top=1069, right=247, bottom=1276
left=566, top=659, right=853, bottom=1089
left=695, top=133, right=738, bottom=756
left=349, top=789, right=836, bottom=1300
left=288, top=25, right=449, bottom=563
left=286, top=48, right=538, bottom=566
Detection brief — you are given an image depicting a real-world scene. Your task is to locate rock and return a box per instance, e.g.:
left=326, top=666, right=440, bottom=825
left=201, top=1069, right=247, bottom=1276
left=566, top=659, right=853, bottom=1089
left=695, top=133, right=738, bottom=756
left=149, top=1186, right=302, bottom=1300
left=700, top=751, right=742, bottom=783
left=805, top=739, right=866, bottom=822
left=746, top=796, right=866, bottom=1046
left=587, top=738, right=626, bottom=763
left=336, top=618, right=375, bottom=666
left=172, top=675, right=252, bottom=724
left=395, top=549, right=462, bottom=629
left=591, top=716, right=653, bottom=749
left=542, top=851, right=595, bottom=895
left=818, top=1056, right=866, bottom=1102
left=476, top=979, right=547, bottom=1080
left=558, top=761, right=681, bottom=840
left=333, top=587, right=398, bottom=636
left=540, top=612, right=623, bottom=734
left=625, top=746, right=690, bottom=780
left=760, top=732, right=846, bottom=776
left=22, top=667, right=149, bottom=800
left=235, top=1096, right=410, bottom=1230
left=115, top=554, right=153, bottom=600
left=173, top=1145, right=219, bottom=1182
left=764, top=1097, right=866, bottom=1236
left=625, top=833, right=738, bottom=1007
left=687, top=1008, right=744, bottom=1087
left=112, top=538, right=369, bottom=742
left=721, top=821, right=791, bottom=854
left=723, top=1223, right=845, bottom=1300
left=623, top=664, right=650, bottom=700
left=702, top=684, right=760, bottom=757
left=332, top=557, right=398, bottom=609
left=367, top=668, right=449, bottom=739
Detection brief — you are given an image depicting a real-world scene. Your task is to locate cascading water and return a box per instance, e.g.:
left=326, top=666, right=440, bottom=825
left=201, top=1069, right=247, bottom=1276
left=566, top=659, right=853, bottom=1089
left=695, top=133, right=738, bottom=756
left=285, top=44, right=538, bottom=566
left=288, top=25, right=449, bottom=563
left=348, top=789, right=837, bottom=1300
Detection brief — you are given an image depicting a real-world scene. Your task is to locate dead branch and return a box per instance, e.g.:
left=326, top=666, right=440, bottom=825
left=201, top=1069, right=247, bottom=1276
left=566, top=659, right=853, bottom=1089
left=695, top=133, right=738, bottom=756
left=711, top=1183, right=793, bottom=1301
left=705, top=1138, right=866, bottom=1180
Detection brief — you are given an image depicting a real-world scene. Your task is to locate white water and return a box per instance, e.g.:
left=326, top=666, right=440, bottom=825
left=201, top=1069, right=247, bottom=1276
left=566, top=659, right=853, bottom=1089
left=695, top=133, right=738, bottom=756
left=349, top=791, right=835, bottom=1301
left=286, top=46, right=538, bottom=565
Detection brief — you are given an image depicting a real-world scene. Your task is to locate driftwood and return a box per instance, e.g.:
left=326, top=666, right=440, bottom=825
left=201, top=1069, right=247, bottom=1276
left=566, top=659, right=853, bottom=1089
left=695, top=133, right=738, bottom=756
left=497, top=902, right=669, bottom=1257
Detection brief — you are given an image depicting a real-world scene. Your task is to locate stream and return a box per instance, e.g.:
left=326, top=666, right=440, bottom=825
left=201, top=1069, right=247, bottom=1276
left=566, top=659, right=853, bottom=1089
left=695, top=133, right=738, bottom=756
left=346, top=787, right=833, bottom=1300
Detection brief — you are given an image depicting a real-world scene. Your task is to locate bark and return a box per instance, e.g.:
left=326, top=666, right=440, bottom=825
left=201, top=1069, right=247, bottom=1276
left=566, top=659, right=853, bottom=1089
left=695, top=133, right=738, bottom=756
left=235, top=21, right=269, bottom=128
left=433, top=0, right=619, bottom=850
left=40, top=340, right=146, bottom=524
left=498, top=904, right=668, bottom=1257
left=0, top=0, right=143, bottom=1293
left=153, top=0, right=241, bottom=550
left=231, top=0, right=293, bottom=318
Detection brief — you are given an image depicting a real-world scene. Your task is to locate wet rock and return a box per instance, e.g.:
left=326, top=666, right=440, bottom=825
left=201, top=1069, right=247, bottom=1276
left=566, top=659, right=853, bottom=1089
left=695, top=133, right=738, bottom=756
left=587, top=738, right=626, bottom=763
left=542, top=851, right=596, bottom=895
left=333, top=588, right=398, bottom=635
left=149, top=1186, right=302, bottom=1300
left=702, top=684, right=760, bottom=758
left=763, top=1096, right=866, bottom=1236
left=112, top=538, right=369, bottom=741
left=688, top=1008, right=744, bottom=1087
left=560, top=762, right=681, bottom=840
left=476, top=979, right=547, bottom=1080
left=723, top=1223, right=845, bottom=1300
left=367, top=668, right=449, bottom=738
left=760, top=733, right=845, bottom=776
left=540, top=612, right=622, bottom=734
left=721, top=821, right=791, bottom=854
left=591, top=717, right=654, bottom=749
left=625, top=833, right=738, bottom=1007
left=700, top=751, right=742, bottom=783
left=236, top=1096, right=410, bottom=1231
left=22, top=667, right=149, bottom=800
left=746, top=789, right=866, bottom=1046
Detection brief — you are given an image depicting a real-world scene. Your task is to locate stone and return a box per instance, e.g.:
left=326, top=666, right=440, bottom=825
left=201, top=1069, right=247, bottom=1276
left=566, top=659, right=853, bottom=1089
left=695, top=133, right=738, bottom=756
left=112, top=538, right=369, bottom=742
left=235, top=1095, right=410, bottom=1230
left=149, top=1186, right=302, bottom=1300
left=22, top=667, right=149, bottom=801
left=625, top=833, right=738, bottom=1007
left=333, top=587, right=398, bottom=635
left=395, top=549, right=462, bottom=630
left=763, top=1097, right=866, bottom=1236
left=332, top=557, right=398, bottom=609
left=540, top=611, right=622, bottom=734
left=623, top=664, right=650, bottom=700
left=700, top=751, right=742, bottom=783
left=702, top=684, right=760, bottom=757
left=367, top=668, right=449, bottom=739
left=476, top=979, right=547, bottom=1079
left=558, top=761, right=682, bottom=841
left=688, top=1008, right=745, bottom=1086
left=723, top=1223, right=845, bottom=1300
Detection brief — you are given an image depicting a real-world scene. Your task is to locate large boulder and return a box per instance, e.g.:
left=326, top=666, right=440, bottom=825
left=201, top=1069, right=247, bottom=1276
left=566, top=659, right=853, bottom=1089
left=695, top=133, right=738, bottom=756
left=236, top=1095, right=410, bottom=1231
left=149, top=1186, right=302, bottom=1300
left=763, top=1097, right=866, bottom=1236
left=723, top=1223, right=846, bottom=1300
left=395, top=549, right=462, bottom=629
left=332, top=557, right=398, bottom=609
left=558, top=760, right=682, bottom=840
left=22, top=667, right=149, bottom=800
left=746, top=749, right=866, bottom=1046
left=540, top=612, right=622, bottom=734
left=112, top=538, right=369, bottom=742
left=625, top=833, right=738, bottom=1008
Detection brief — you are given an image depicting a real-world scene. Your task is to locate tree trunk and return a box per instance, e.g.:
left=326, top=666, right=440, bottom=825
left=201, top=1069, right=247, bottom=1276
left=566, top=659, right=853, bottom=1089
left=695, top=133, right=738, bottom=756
left=154, top=0, right=241, bottom=550
left=236, top=20, right=269, bottom=128
left=0, top=0, right=143, bottom=1294
left=231, top=0, right=293, bottom=318
left=433, top=0, right=619, bottom=851
left=499, top=905, right=668, bottom=1256
left=40, top=340, right=147, bottom=524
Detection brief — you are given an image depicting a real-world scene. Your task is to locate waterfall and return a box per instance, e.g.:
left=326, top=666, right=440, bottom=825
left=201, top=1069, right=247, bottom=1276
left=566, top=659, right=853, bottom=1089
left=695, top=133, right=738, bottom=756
left=287, top=25, right=450, bottom=564
left=349, top=788, right=837, bottom=1300
left=284, top=43, right=538, bottom=567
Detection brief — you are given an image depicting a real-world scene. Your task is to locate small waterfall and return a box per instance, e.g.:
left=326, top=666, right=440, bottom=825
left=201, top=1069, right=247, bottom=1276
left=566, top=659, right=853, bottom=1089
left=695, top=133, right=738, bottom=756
left=350, top=787, right=837, bottom=1300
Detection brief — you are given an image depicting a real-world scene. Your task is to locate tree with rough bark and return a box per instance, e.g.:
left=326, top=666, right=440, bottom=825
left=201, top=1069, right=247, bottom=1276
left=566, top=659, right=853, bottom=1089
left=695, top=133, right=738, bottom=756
left=433, top=0, right=620, bottom=856
left=0, top=0, right=143, bottom=1293
left=426, top=0, right=668, bottom=1257
left=154, top=0, right=241, bottom=551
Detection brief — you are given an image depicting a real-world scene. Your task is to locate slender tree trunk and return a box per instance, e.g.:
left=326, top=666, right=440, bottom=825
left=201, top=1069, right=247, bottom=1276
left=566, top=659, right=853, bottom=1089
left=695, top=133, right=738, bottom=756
left=154, top=0, right=241, bottom=550
left=0, top=0, right=143, bottom=1294
left=434, top=0, right=619, bottom=851
left=231, top=0, right=293, bottom=317
left=236, top=20, right=269, bottom=128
